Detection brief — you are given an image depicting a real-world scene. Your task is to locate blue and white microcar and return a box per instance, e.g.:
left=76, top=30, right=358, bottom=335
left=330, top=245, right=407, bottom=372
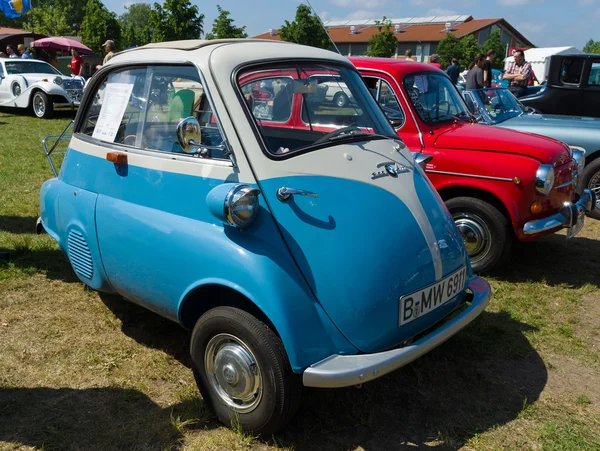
left=39, top=39, right=492, bottom=435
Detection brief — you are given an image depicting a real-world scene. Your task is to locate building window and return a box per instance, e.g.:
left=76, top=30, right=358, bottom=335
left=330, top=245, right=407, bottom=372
left=478, top=27, right=490, bottom=46
left=351, top=43, right=369, bottom=56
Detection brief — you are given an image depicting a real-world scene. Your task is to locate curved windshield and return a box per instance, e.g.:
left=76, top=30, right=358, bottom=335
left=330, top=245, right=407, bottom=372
left=465, top=88, right=525, bottom=124
left=5, top=61, right=62, bottom=76
left=237, top=63, right=397, bottom=156
left=403, top=73, right=469, bottom=124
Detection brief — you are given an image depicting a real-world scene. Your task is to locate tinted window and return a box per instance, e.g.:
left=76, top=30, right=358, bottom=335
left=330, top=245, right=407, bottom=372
left=363, top=76, right=405, bottom=127
left=5, top=61, right=61, bottom=75
left=560, top=58, right=584, bottom=85
left=79, top=65, right=227, bottom=159
left=588, top=62, right=600, bottom=86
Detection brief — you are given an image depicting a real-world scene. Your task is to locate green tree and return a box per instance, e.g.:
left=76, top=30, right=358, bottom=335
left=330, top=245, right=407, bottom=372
left=80, top=0, right=121, bottom=54
left=149, top=0, right=204, bottom=43
left=481, top=29, right=507, bottom=69
left=119, top=3, right=153, bottom=47
left=365, top=17, right=397, bottom=58
left=206, top=4, right=247, bottom=40
left=436, top=33, right=462, bottom=69
left=279, top=4, right=330, bottom=49
left=460, top=34, right=480, bottom=69
left=583, top=38, right=600, bottom=54
left=26, top=5, right=73, bottom=36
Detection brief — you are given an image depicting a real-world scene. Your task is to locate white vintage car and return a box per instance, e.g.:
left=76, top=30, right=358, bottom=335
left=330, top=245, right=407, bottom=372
left=0, top=58, right=84, bottom=118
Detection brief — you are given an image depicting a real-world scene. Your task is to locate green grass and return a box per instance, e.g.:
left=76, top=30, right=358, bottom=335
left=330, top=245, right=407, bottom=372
left=1, top=108, right=600, bottom=450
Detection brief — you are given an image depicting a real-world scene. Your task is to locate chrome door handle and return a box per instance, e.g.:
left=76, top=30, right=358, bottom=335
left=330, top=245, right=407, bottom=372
left=276, top=186, right=318, bottom=202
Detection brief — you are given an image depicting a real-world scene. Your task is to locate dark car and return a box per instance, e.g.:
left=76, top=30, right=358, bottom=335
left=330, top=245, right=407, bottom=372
left=520, top=54, right=600, bottom=118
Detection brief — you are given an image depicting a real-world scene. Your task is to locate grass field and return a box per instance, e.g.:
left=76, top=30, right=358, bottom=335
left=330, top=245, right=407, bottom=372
left=1, top=109, right=599, bottom=451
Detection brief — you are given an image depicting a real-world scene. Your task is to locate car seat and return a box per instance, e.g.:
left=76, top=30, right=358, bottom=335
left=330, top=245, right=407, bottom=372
left=168, top=89, right=195, bottom=123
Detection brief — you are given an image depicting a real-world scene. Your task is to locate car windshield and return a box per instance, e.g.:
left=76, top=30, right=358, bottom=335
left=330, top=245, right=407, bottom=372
left=237, top=63, right=397, bottom=156
left=403, top=72, right=470, bottom=124
left=464, top=88, right=525, bottom=124
left=5, top=61, right=61, bottom=75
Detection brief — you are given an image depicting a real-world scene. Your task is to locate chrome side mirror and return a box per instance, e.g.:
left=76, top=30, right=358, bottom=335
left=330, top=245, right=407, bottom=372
left=411, top=152, right=433, bottom=170
left=176, top=117, right=201, bottom=153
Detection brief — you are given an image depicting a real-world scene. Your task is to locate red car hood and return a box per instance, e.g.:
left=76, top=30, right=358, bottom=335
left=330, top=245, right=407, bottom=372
left=433, top=123, right=571, bottom=166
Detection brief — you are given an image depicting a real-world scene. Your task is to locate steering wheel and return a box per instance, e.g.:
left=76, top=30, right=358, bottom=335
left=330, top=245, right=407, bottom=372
left=432, top=100, right=451, bottom=119
left=313, top=126, right=361, bottom=145
left=123, top=134, right=137, bottom=146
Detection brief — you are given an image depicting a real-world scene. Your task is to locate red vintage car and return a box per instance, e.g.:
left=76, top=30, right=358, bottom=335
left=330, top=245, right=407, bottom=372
left=349, top=57, right=596, bottom=272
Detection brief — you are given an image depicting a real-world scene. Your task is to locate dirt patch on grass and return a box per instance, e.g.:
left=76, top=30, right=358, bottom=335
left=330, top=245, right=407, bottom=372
left=574, top=293, right=600, bottom=353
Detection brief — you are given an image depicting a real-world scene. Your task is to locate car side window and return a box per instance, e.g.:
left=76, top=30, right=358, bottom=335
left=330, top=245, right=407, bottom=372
left=560, top=58, right=584, bottom=85
left=588, top=62, right=600, bottom=86
left=362, top=76, right=405, bottom=128
left=79, top=65, right=227, bottom=160
left=240, top=77, right=294, bottom=123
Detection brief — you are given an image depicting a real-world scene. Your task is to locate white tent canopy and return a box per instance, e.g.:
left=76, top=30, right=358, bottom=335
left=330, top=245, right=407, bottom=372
left=504, top=46, right=583, bottom=82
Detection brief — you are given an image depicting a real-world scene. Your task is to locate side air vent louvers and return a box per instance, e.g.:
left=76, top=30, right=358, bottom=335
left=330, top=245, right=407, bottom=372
left=67, top=230, right=94, bottom=280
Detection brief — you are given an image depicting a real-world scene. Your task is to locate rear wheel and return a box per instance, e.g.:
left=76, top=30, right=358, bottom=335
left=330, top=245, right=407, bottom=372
left=580, top=158, right=600, bottom=220
left=32, top=91, right=54, bottom=119
left=446, top=197, right=512, bottom=273
left=333, top=92, right=348, bottom=108
left=190, top=306, right=301, bottom=436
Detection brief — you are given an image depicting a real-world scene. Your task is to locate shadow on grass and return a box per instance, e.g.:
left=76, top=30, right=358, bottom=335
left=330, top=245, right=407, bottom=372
left=0, top=387, right=212, bottom=450
left=490, top=233, right=600, bottom=288
left=96, top=294, right=548, bottom=450
left=0, top=246, right=81, bottom=284
left=0, top=215, right=39, bottom=234
left=0, top=107, right=76, bottom=120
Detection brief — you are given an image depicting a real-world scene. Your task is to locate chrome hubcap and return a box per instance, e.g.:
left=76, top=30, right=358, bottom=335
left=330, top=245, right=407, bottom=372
left=204, top=333, right=262, bottom=413
left=335, top=94, right=346, bottom=107
left=590, top=171, right=600, bottom=210
left=34, top=94, right=45, bottom=116
left=453, top=213, right=492, bottom=263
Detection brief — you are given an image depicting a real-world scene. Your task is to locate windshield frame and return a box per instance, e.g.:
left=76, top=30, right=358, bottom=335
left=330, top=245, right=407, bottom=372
left=233, top=59, right=399, bottom=160
left=4, top=60, right=63, bottom=76
left=402, top=70, right=471, bottom=126
left=465, top=88, right=526, bottom=125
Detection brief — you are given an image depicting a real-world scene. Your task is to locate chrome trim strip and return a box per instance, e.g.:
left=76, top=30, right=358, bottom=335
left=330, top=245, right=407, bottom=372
left=302, top=276, right=491, bottom=388
left=553, top=179, right=575, bottom=189
left=426, top=170, right=513, bottom=182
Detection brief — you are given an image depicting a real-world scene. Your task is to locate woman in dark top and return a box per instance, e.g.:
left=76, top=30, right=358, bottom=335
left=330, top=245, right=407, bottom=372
left=466, top=53, right=485, bottom=90
left=482, top=50, right=496, bottom=88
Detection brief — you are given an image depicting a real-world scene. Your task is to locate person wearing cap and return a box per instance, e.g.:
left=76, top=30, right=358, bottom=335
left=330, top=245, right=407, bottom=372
left=96, top=39, right=116, bottom=69
left=18, top=44, right=33, bottom=59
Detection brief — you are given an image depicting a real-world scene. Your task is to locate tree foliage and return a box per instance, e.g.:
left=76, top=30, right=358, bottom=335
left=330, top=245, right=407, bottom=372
left=279, top=4, right=330, bottom=50
left=80, top=0, right=121, bottom=54
left=119, top=3, right=152, bottom=48
left=436, top=33, right=462, bottom=69
left=365, top=17, right=397, bottom=58
left=27, top=5, right=73, bottom=36
left=481, top=29, right=507, bottom=69
left=206, top=4, right=247, bottom=40
left=583, top=38, right=600, bottom=54
left=459, top=34, right=480, bottom=69
left=149, top=0, right=204, bottom=42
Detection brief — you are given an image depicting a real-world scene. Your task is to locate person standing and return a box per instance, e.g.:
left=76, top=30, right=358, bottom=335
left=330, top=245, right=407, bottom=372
left=429, top=54, right=442, bottom=69
left=17, top=44, right=33, bottom=59
left=68, top=49, right=84, bottom=76
left=503, top=49, right=532, bottom=98
left=466, top=53, right=485, bottom=90
left=6, top=45, right=19, bottom=58
left=446, top=58, right=460, bottom=85
left=404, top=49, right=415, bottom=61
left=482, top=50, right=496, bottom=88
left=96, top=39, right=116, bottom=69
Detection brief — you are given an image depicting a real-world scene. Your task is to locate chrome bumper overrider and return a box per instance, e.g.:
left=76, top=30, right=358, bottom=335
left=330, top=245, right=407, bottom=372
left=523, top=188, right=596, bottom=235
left=302, top=276, right=491, bottom=388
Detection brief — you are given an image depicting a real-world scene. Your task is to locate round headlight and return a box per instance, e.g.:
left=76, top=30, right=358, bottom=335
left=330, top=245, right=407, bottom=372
left=53, top=76, right=63, bottom=86
left=224, top=185, right=261, bottom=228
left=535, top=164, right=555, bottom=196
left=11, top=82, right=20, bottom=97
left=571, top=148, right=586, bottom=174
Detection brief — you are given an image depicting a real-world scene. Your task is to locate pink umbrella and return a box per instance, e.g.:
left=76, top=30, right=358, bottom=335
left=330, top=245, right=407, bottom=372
left=30, top=37, right=94, bottom=55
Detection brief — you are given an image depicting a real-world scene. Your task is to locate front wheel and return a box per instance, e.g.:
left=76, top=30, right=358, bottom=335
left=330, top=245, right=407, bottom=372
left=333, top=91, right=348, bottom=108
left=31, top=91, right=54, bottom=119
left=579, top=158, right=600, bottom=220
left=190, top=307, right=301, bottom=436
left=446, top=197, right=512, bottom=273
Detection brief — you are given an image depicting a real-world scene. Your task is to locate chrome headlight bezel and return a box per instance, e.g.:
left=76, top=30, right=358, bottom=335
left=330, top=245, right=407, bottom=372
left=535, top=164, right=555, bottom=196
left=570, top=147, right=586, bottom=175
left=223, top=184, right=261, bottom=228
left=53, top=76, right=63, bottom=86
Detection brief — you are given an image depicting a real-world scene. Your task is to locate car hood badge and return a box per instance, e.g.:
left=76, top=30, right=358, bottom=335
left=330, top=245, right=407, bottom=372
left=371, top=161, right=410, bottom=179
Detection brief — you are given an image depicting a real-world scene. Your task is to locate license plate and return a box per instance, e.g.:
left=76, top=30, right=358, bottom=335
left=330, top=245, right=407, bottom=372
left=566, top=211, right=585, bottom=240
left=399, top=267, right=467, bottom=326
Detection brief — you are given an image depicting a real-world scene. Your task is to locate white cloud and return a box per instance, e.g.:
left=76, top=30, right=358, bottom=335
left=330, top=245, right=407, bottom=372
left=320, top=11, right=331, bottom=21
left=515, top=22, right=547, bottom=34
left=427, top=8, right=458, bottom=16
left=497, top=0, right=529, bottom=5
left=578, top=0, right=594, bottom=5
left=330, top=0, right=388, bottom=7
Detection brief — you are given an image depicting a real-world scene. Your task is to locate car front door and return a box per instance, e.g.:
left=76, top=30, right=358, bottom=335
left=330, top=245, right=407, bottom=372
left=72, top=63, right=240, bottom=318
left=582, top=59, right=600, bottom=118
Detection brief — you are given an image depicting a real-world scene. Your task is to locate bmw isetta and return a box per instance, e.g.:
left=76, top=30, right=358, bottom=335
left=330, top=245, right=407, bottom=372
left=39, top=39, right=491, bottom=435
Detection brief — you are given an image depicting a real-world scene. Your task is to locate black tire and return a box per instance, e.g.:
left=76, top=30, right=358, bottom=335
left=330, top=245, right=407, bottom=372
left=190, top=306, right=301, bottom=436
left=31, top=91, right=54, bottom=119
left=446, top=196, right=512, bottom=273
left=579, top=158, right=600, bottom=220
left=333, top=91, right=348, bottom=108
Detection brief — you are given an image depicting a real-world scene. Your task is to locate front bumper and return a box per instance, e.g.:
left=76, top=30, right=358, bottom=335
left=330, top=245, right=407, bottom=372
left=302, top=276, right=491, bottom=388
left=523, top=188, right=596, bottom=235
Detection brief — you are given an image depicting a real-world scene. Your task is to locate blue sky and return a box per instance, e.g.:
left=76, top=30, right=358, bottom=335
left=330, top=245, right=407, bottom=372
left=107, top=0, right=598, bottom=50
